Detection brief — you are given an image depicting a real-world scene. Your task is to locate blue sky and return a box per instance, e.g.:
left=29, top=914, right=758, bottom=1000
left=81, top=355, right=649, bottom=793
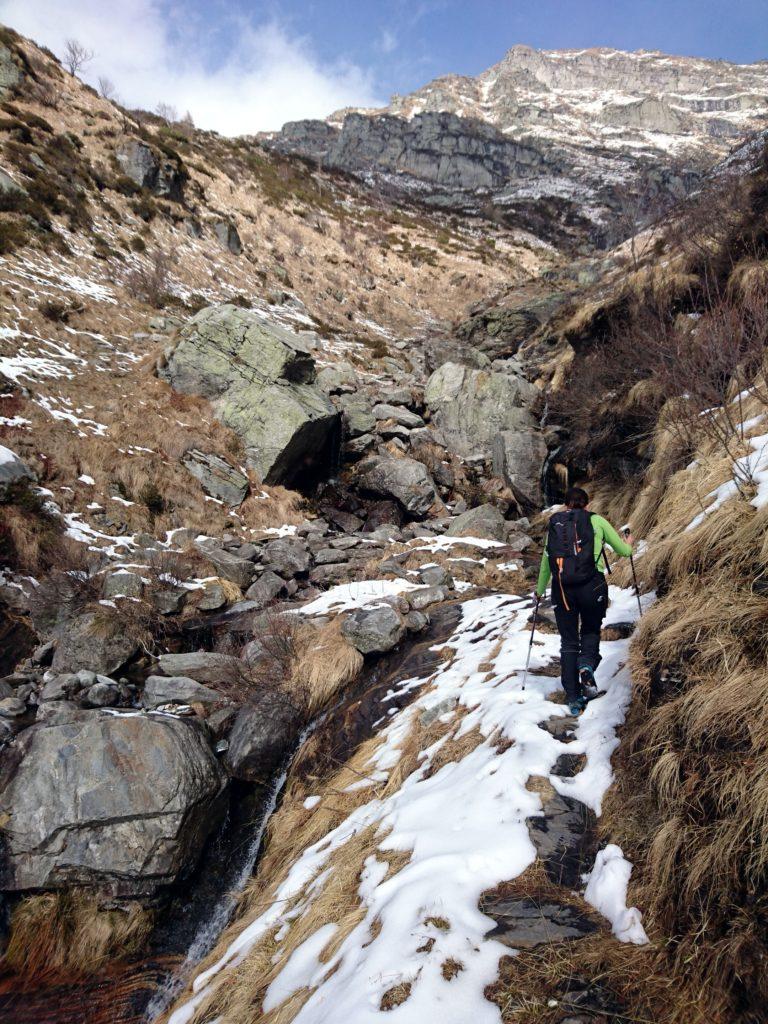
left=2, top=0, right=767, bottom=133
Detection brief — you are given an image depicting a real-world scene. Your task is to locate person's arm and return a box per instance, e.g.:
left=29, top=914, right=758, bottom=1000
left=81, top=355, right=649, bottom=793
left=598, top=516, right=633, bottom=558
left=535, top=548, right=551, bottom=597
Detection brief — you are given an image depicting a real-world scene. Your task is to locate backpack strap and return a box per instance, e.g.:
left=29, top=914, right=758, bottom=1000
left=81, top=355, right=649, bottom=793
left=589, top=513, right=611, bottom=574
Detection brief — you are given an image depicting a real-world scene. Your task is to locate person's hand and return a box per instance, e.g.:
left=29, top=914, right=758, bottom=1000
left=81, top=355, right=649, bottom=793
left=624, top=532, right=634, bottom=547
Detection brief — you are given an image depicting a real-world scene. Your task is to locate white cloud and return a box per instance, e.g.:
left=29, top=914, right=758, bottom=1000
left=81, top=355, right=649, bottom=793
left=378, top=28, right=397, bottom=54
left=0, top=0, right=384, bottom=133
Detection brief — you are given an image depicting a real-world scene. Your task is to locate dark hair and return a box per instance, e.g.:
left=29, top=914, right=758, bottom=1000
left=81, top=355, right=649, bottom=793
left=565, top=486, right=589, bottom=509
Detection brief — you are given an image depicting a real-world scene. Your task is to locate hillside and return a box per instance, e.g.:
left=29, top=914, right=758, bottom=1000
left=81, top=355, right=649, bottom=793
left=0, top=20, right=768, bottom=1024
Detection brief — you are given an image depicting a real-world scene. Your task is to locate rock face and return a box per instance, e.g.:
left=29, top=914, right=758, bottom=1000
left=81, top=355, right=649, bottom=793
left=0, top=711, right=226, bottom=894
left=182, top=448, right=249, bottom=506
left=212, top=219, right=242, bottom=255
left=0, top=445, right=34, bottom=498
left=357, top=456, right=438, bottom=518
left=267, top=47, right=768, bottom=247
left=425, top=362, right=538, bottom=461
left=115, top=138, right=186, bottom=202
left=0, top=42, right=22, bottom=96
left=160, top=305, right=340, bottom=487
left=492, top=429, right=548, bottom=507
left=156, top=651, right=242, bottom=685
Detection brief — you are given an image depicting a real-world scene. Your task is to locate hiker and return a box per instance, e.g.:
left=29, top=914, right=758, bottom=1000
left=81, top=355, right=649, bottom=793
left=535, top=486, right=633, bottom=716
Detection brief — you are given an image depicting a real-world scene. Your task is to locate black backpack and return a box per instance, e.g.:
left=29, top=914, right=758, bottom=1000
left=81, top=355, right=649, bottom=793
left=546, top=508, right=599, bottom=589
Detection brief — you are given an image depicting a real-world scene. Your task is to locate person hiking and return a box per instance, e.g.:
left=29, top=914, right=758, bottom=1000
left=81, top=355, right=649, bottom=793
left=535, top=486, right=633, bottom=716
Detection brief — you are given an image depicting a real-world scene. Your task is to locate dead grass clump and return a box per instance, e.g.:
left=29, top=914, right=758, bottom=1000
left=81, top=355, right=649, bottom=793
left=0, top=480, right=68, bottom=575
left=4, top=891, right=153, bottom=979
left=239, top=485, right=306, bottom=531
left=380, top=980, right=412, bottom=1010
left=290, top=617, right=364, bottom=716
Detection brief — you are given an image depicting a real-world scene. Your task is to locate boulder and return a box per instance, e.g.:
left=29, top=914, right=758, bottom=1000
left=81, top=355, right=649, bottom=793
left=340, top=401, right=376, bottom=438
left=115, top=138, right=185, bottom=201
left=245, top=570, right=287, bottom=607
left=0, top=712, right=226, bottom=893
left=198, top=582, right=229, bottom=612
left=341, top=605, right=405, bottom=654
left=182, top=449, right=249, bottom=506
left=264, top=537, right=311, bottom=577
left=51, top=611, right=139, bottom=676
left=418, top=564, right=453, bottom=588
left=447, top=503, right=507, bottom=542
left=424, top=362, right=538, bottom=460
left=83, top=679, right=127, bottom=708
left=212, top=219, right=242, bottom=255
left=317, top=363, right=357, bottom=393
left=0, top=445, right=34, bottom=499
left=357, top=456, right=438, bottom=518
left=408, top=586, right=447, bottom=611
left=151, top=587, right=188, bottom=615
left=103, top=571, right=144, bottom=600
left=0, top=42, right=22, bottom=96
left=142, top=675, right=225, bottom=707
left=156, top=652, right=242, bottom=685
left=159, top=305, right=340, bottom=487
left=423, top=337, right=491, bottom=376
left=491, top=429, right=548, bottom=508
left=372, top=404, right=424, bottom=429
left=197, top=544, right=256, bottom=588
left=225, top=692, right=302, bottom=782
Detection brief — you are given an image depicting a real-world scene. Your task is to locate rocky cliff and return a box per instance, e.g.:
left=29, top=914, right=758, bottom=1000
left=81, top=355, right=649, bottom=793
left=267, top=46, right=768, bottom=249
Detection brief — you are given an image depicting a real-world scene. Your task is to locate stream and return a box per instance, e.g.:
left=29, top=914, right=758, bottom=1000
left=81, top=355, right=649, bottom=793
left=0, top=603, right=462, bottom=1024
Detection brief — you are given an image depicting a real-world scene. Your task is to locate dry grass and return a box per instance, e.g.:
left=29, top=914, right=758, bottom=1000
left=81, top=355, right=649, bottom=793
left=290, top=617, right=364, bottom=716
left=3, top=891, right=153, bottom=979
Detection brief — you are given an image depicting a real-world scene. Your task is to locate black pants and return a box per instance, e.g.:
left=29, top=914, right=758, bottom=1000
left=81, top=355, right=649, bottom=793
left=552, top=575, right=609, bottom=702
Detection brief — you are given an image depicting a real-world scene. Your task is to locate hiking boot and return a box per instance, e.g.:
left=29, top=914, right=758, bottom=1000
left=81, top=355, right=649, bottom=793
left=579, top=666, right=599, bottom=698
left=568, top=696, right=587, bottom=716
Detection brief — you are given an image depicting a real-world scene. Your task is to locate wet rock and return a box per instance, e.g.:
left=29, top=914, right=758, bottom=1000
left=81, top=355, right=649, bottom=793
left=0, top=444, right=34, bottom=498
left=341, top=605, right=405, bottom=654
left=225, top=692, right=301, bottom=782
left=51, top=611, right=139, bottom=676
left=482, top=896, right=598, bottom=949
left=143, top=675, right=225, bottom=707
left=182, top=449, right=249, bottom=506
left=103, top=571, right=144, bottom=600
left=0, top=712, right=226, bottom=894
left=447, top=503, right=506, bottom=542
left=115, top=138, right=185, bottom=201
left=528, top=787, right=595, bottom=887
left=159, top=305, right=339, bottom=486
left=357, top=456, right=438, bottom=518
left=156, top=652, right=242, bottom=686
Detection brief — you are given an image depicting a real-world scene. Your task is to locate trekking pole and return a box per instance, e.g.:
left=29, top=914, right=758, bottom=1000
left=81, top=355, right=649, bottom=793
left=623, top=527, right=642, bottom=619
left=521, top=594, right=540, bottom=690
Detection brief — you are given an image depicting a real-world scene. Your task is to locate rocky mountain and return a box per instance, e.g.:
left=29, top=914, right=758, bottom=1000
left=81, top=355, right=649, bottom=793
left=1, top=21, right=768, bottom=1024
left=267, top=45, right=768, bottom=248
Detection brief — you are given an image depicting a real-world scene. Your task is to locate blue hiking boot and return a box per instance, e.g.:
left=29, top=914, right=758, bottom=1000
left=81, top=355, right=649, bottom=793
left=568, top=696, right=587, bottom=716
left=579, top=666, right=599, bottom=699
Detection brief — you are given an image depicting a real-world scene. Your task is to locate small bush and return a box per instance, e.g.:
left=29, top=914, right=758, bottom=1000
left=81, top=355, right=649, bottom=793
left=129, top=234, right=146, bottom=252
left=138, top=480, right=166, bottom=517
left=0, top=218, right=28, bottom=254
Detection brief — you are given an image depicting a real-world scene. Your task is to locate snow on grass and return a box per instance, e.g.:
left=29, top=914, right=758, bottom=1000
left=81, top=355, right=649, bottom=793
left=407, top=535, right=507, bottom=553
left=170, top=583, right=649, bottom=1024
left=584, top=844, right=649, bottom=944
left=299, top=578, right=423, bottom=615
left=686, top=431, right=768, bottom=530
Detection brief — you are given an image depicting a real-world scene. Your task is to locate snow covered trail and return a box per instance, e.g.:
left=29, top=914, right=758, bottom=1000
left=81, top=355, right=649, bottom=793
left=167, top=584, right=649, bottom=1024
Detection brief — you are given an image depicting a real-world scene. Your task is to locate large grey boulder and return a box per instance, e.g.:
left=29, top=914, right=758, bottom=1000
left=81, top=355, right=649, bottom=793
left=115, top=138, right=185, bottom=201
left=245, top=570, right=287, bottom=607
left=447, top=503, right=507, bottom=542
left=159, top=305, right=340, bottom=487
left=51, top=611, right=139, bottom=676
left=372, top=404, right=424, bottom=429
left=341, top=605, right=405, bottom=654
left=225, top=693, right=301, bottom=782
left=424, top=336, right=491, bottom=375
left=103, top=571, right=144, bottom=600
left=0, top=445, right=34, bottom=499
left=196, top=542, right=256, bottom=588
left=142, top=675, right=225, bottom=707
left=156, top=651, right=242, bottom=685
left=492, top=429, right=548, bottom=508
left=0, top=712, right=226, bottom=894
left=424, top=362, right=538, bottom=460
left=357, top=456, right=438, bottom=518
left=182, top=449, right=249, bottom=506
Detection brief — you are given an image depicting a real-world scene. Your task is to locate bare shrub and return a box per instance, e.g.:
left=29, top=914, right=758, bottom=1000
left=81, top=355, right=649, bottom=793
left=97, top=75, right=116, bottom=101
left=124, top=247, right=176, bottom=307
left=63, top=39, right=94, bottom=76
left=155, top=102, right=178, bottom=125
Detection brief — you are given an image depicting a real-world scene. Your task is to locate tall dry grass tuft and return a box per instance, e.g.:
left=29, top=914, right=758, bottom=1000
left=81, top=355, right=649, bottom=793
left=4, top=891, right=153, bottom=979
left=290, top=617, right=364, bottom=717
